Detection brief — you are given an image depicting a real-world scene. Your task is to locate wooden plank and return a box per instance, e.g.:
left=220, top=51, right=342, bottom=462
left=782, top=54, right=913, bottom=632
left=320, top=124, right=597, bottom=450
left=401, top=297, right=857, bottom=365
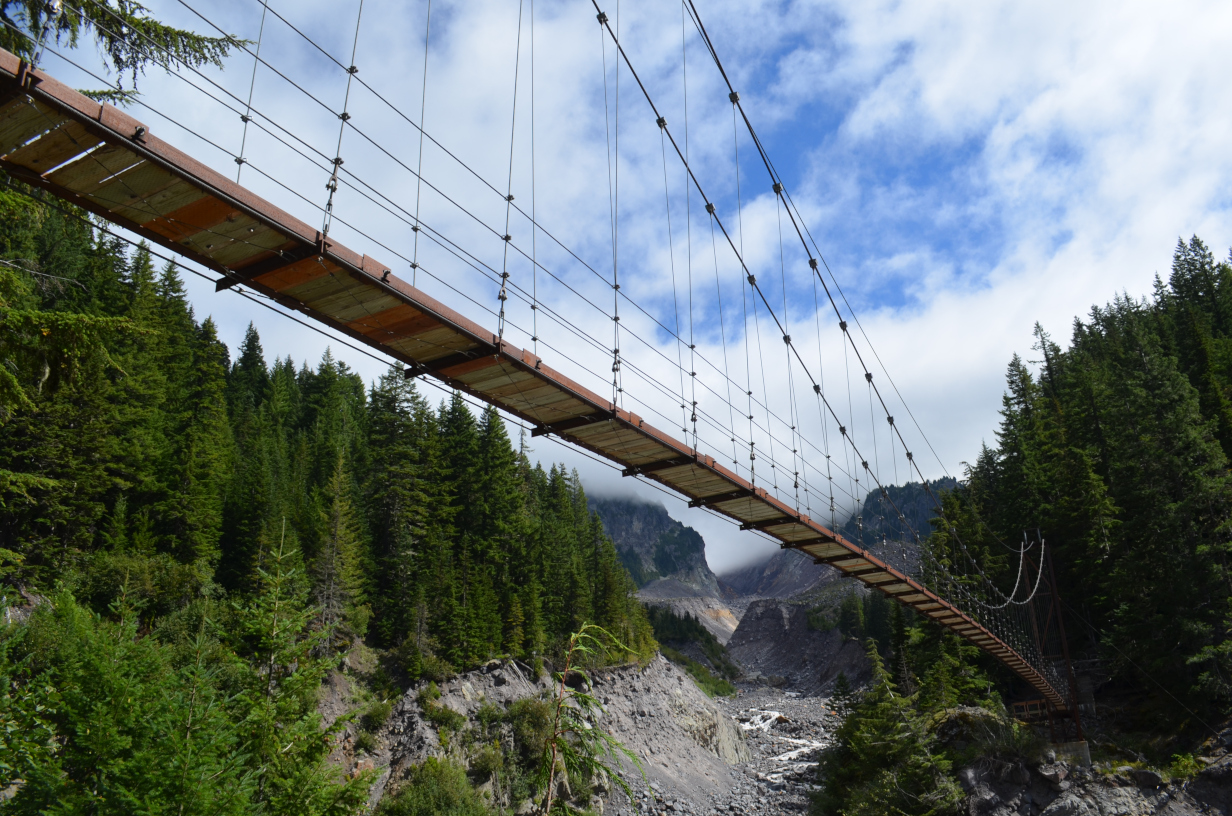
left=86, top=161, right=182, bottom=214
left=0, top=99, right=53, bottom=154
left=5, top=119, right=99, bottom=173
left=48, top=142, right=142, bottom=190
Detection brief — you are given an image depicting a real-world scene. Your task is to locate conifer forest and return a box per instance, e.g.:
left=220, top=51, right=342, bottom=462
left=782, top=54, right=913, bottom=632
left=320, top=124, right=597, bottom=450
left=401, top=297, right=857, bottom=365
left=0, top=183, right=653, bottom=811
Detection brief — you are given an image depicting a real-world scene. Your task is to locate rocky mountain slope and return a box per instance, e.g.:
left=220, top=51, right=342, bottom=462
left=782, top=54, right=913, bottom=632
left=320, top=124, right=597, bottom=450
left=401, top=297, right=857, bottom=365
left=726, top=599, right=872, bottom=695
left=837, top=477, right=957, bottom=546
left=590, top=496, right=720, bottom=594
left=590, top=496, right=743, bottom=642
left=718, top=548, right=832, bottom=600
left=326, top=654, right=752, bottom=812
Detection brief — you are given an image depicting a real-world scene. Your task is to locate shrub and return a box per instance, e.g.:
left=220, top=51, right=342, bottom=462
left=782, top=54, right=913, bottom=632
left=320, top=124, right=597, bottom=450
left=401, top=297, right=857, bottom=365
left=362, top=699, right=393, bottom=733
left=416, top=682, right=466, bottom=732
left=355, top=729, right=377, bottom=754
left=376, top=758, right=488, bottom=816
left=508, top=697, right=553, bottom=768
left=1168, top=753, right=1204, bottom=780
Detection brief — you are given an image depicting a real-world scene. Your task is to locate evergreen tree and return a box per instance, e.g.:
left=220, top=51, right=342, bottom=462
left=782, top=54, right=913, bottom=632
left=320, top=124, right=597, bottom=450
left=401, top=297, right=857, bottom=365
left=315, top=456, right=370, bottom=645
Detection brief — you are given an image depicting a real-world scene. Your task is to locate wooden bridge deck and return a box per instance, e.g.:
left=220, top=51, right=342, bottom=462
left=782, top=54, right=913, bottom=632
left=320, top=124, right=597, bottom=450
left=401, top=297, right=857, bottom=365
left=0, top=49, right=1066, bottom=711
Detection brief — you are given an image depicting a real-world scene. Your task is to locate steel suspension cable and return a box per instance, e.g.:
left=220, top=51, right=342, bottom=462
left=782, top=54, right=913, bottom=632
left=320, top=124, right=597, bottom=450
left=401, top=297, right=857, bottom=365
left=320, top=0, right=364, bottom=238
left=498, top=0, right=526, bottom=343
left=411, top=0, right=432, bottom=286
left=235, top=0, right=268, bottom=183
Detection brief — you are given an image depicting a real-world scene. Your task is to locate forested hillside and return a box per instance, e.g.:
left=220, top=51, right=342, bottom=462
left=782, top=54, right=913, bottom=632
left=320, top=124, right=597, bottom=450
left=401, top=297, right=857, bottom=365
left=0, top=183, right=653, bottom=810
left=813, top=237, right=1232, bottom=815
left=938, top=236, right=1232, bottom=718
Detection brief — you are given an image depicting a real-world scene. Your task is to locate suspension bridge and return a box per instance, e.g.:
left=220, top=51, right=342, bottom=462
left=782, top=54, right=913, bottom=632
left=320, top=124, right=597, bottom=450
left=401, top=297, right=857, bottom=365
left=0, top=0, right=1079, bottom=728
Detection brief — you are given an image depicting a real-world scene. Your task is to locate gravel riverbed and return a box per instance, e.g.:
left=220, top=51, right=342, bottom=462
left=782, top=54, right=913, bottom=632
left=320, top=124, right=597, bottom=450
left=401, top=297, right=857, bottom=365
left=610, top=685, right=842, bottom=816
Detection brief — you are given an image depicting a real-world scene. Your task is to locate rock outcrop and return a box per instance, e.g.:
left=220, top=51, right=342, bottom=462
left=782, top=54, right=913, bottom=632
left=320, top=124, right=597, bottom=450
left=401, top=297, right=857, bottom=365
left=590, top=496, right=720, bottom=594
left=349, top=655, right=750, bottom=811
left=726, top=599, right=871, bottom=694
left=957, top=753, right=1232, bottom=816
left=718, top=548, right=832, bottom=600
left=590, top=496, right=745, bottom=643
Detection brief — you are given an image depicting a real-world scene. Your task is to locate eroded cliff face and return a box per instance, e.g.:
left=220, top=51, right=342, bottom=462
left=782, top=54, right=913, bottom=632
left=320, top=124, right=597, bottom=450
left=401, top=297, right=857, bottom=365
left=718, top=548, right=832, bottom=601
left=590, top=496, right=720, bottom=595
left=331, top=655, right=750, bottom=812
left=726, top=599, right=872, bottom=695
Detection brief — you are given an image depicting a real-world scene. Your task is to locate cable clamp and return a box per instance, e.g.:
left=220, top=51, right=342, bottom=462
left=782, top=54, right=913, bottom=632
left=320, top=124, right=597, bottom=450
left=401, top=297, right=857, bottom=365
left=412, top=225, right=420, bottom=232
left=782, top=334, right=791, bottom=344
left=808, top=258, right=818, bottom=270
left=133, top=126, right=146, bottom=141
left=410, top=262, right=419, bottom=269
left=339, top=112, right=351, bottom=121
left=729, top=90, right=740, bottom=103
left=773, top=182, right=783, bottom=194
left=234, top=157, right=246, bottom=165
left=906, top=451, right=913, bottom=460
left=506, top=193, right=515, bottom=202
left=886, top=416, right=894, bottom=425
left=333, top=157, right=344, bottom=166
left=865, top=372, right=873, bottom=383
left=503, top=234, right=512, bottom=242
left=747, top=274, right=756, bottom=285
left=240, top=114, right=251, bottom=123
left=612, top=315, right=620, bottom=322
left=705, top=202, right=715, bottom=214
left=656, top=116, right=667, bottom=129
left=597, top=11, right=608, bottom=23
left=614, top=283, right=621, bottom=290
left=839, top=320, right=848, bottom=332
left=839, top=425, right=846, bottom=436
left=813, top=384, right=820, bottom=394
left=348, top=65, right=359, bottom=74
left=501, top=272, right=510, bottom=279
left=381, top=270, right=390, bottom=282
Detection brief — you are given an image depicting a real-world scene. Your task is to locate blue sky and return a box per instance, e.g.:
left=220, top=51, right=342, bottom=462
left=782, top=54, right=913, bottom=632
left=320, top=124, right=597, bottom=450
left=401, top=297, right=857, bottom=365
left=32, top=0, right=1232, bottom=570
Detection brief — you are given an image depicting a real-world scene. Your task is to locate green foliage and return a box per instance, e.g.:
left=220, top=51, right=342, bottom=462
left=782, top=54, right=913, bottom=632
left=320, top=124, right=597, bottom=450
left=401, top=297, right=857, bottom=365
left=375, top=758, right=490, bottom=816
left=807, top=606, right=837, bottom=632
left=644, top=604, right=735, bottom=679
left=660, top=645, right=736, bottom=697
left=416, top=681, right=466, bottom=733
left=838, top=593, right=864, bottom=639
left=0, top=586, right=370, bottom=814
left=938, top=236, right=1232, bottom=719
left=1168, top=753, right=1204, bottom=780
left=537, top=624, right=644, bottom=815
left=813, top=643, right=963, bottom=816
left=507, top=696, right=554, bottom=769
left=0, top=0, right=241, bottom=93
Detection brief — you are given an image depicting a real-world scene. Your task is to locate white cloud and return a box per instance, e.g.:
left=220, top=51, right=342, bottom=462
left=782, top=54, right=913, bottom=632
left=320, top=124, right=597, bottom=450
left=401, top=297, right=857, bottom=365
left=34, top=0, right=1232, bottom=572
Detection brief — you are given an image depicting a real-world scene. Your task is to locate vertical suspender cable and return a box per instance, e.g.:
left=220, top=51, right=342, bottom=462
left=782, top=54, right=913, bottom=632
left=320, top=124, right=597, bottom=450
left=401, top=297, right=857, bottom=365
left=614, top=0, right=622, bottom=403
left=708, top=212, right=737, bottom=468
left=322, top=0, right=366, bottom=238
left=530, top=0, right=538, bottom=354
left=598, top=10, right=621, bottom=404
left=681, top=2, right=697, bottom=448
left=498, top=0, right=526, bottom=343
left=732, top=98, right=755, bottom=483
left=235, top=0, right=268, bottom=183
left=660, top=123, right=688, bottom=437
left=411, top=0, right=432, bottom=286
